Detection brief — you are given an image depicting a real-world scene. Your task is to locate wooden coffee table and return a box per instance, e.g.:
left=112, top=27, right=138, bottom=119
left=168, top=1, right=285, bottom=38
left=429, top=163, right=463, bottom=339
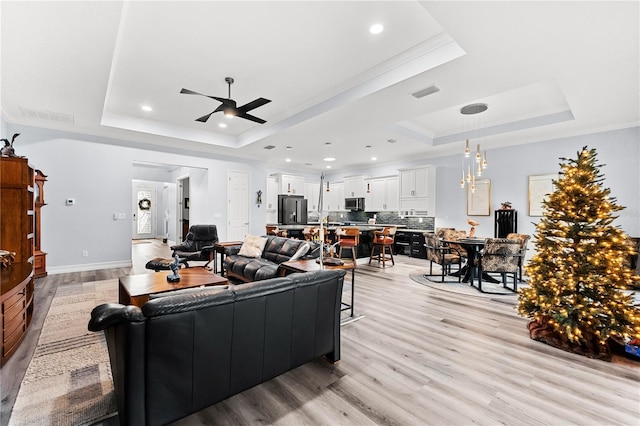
left=119, top=267, right=228, bottom=307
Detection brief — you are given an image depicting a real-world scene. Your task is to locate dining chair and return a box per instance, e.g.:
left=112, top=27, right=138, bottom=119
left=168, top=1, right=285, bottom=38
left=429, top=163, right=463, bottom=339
left=506, top=233, right=530, bottom=281
left=441, top=228, right=468, bottom=262
left=335, top=227, right=360, bottom=262
left=478, top=238, right=522, bottom=291
left=369, top=226, right=397, bottom=268
left=423, top=233, right=462, bottom=282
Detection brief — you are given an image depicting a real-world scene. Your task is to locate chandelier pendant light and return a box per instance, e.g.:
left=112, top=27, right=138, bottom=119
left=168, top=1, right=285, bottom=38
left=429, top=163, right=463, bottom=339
left=459, top=103, right=489, bottom=189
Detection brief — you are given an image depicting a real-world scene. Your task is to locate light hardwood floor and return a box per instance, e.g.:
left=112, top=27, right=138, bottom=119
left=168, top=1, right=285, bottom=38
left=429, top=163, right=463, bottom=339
left=2, top=240, right=639, bottom=425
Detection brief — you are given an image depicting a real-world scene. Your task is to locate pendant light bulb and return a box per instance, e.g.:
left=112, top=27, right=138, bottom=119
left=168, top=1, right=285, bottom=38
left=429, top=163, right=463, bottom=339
left=475, top=144, right=481, bottom=162
left=482, top=151, right=488, bottom=169
left=466, top=166, right=472, bottom=183
left=477, top=161, right=483, bottom=177
left=464, top=139, right=470, bottom=157
left=326, top=181, right=330, bottom=192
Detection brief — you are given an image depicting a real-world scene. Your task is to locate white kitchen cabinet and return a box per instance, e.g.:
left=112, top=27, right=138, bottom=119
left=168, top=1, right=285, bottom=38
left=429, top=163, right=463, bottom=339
left=399, top=166, right=435, bottom=214
left=325, top=181, right=344, bottom=211
left=272, top=173, right=305, bottom=195
left=305, top=182, right=321, bottom=212
left=344, top=175, right=366, bottom=198
left=365, top=176, right=399, bottom=211
left=265, top=177, right=278, bottom=210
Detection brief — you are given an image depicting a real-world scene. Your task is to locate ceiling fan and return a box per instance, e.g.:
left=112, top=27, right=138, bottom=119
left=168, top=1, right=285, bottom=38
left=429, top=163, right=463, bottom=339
left=180, top=77, right=271, bottom=124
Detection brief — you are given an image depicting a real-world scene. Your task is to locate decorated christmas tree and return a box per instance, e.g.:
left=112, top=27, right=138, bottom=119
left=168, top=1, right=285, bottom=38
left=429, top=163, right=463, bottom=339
left=518, top=147, right=640, bottom=360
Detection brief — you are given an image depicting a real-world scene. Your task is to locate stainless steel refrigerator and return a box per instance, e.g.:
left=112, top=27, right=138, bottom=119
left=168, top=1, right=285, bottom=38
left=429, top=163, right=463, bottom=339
left=278, top=195, right=308, bottom=225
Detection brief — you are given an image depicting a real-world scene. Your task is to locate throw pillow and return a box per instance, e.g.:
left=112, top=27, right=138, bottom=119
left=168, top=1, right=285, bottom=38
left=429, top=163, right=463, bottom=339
left=238, top=234, right=267, bottom=258
left=289, top=242, right=310, bottom=261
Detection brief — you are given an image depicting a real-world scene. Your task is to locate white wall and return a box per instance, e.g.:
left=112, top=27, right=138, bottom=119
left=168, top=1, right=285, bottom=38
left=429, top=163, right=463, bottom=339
left=324, top=127, right=639, bottom=238
left=8, top=122, right=638, bottom=273
left=11, top=125, right=267, bottom=273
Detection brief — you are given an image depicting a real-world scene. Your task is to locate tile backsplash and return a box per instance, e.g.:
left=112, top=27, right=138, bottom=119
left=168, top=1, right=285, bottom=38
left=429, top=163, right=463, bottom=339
left=326, top=211, right=434, bottom=231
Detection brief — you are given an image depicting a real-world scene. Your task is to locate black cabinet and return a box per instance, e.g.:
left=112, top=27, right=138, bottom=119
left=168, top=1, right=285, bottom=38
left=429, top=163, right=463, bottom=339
left=495, top=209, right=517, bottom=238
left=395, top=231, right=427, bottom=258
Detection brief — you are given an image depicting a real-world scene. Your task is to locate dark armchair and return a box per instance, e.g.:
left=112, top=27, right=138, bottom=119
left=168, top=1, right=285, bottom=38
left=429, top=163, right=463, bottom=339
left=170, top=224, right=219, bottom=268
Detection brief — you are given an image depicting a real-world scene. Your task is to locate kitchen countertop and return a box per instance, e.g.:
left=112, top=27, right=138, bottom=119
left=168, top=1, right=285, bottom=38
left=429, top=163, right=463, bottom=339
left=270, top=223, right=409, bottom=231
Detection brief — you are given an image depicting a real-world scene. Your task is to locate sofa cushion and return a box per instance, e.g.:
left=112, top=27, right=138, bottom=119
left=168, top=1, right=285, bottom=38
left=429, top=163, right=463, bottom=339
left=262, top=237, right=308, bottom=264
left=238, top=234, right=267, bottom=258
left=226, top=255, right=280, bottom=281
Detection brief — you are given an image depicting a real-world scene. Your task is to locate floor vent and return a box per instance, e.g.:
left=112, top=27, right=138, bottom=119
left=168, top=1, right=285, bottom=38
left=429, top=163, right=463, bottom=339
left=20, top=107, right=74, bottom=123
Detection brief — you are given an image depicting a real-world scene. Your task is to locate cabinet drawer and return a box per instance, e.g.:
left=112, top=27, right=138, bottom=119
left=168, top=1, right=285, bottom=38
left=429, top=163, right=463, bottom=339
left=3, top=297, right=26, bottom=325
left=3, top=321, right=26, bottom=357
left=3, top=288, right=26, bottom=312
left=4, top=310, right=26, bottom=340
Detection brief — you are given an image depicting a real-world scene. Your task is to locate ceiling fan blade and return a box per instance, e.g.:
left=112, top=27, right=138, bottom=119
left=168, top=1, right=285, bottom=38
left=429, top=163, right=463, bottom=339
left=237, top=98, right=271, bottom=113
left=181, top=88, right=224, bottom=101
left=237, top=112, right=266, bottom=124
left=195, top=112, right=215, bottom=123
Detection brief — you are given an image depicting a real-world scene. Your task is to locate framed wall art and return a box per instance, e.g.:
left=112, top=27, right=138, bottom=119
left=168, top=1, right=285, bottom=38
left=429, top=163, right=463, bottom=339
left=528, top=174, right=557, bottom=216
left=467, top=179, right=491, bottom=216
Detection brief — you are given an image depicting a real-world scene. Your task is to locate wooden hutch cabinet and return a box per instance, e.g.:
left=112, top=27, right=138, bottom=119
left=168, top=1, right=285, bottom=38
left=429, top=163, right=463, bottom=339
left=1, top=157, right=36, bottom=365
left=34, top=169, right=47, bottom=278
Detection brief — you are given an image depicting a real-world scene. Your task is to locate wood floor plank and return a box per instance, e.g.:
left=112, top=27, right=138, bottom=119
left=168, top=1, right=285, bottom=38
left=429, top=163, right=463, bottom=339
left=2, top=244, right=639, bottom=426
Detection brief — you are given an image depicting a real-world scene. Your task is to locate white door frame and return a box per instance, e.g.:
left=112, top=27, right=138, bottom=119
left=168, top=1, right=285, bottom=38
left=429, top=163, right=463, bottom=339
left=176, top=175, right=189, bottom=242
left=227, top=171, right=250, bottom=241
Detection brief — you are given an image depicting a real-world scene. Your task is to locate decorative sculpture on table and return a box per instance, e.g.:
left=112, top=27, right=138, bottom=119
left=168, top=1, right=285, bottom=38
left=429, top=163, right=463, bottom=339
left=1, top=133, right=20, bottom=157
left=500, top=201, right=513, bottom=210
left=467, top=219, right=480, bottom=238
left=167, top=254, right=181, bottom=282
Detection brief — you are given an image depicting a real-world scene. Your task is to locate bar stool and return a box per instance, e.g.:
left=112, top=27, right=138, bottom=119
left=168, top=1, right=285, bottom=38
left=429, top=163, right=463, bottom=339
left=369, top=226, right=397, bottom=268
left=336, top=227, right=360, bottom=263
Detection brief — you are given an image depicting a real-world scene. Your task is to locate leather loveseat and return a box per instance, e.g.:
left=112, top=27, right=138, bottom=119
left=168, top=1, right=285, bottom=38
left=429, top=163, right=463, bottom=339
left=224, top=235, right=320, bottom=282
left=88, top=269, right=345, bottom=426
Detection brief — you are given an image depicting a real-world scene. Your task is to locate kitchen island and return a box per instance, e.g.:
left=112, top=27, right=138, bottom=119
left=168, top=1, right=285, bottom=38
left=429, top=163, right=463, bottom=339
left=270, top=223, right=410, bottom=259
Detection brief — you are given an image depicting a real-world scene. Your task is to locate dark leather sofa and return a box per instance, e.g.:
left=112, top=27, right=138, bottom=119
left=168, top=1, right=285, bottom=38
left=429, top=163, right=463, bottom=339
left=224, top=235, right=320, bottom=282
left=88, top=269, right=345, bottom=426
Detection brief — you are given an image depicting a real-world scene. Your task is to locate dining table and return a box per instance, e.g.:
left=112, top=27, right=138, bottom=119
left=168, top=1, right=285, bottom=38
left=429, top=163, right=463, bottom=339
left=443, top=237, right=500, bottom=290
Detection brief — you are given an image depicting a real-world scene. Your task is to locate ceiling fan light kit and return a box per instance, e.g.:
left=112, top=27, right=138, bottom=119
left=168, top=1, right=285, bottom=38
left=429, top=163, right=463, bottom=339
left=180, top=77, right=271, bottom=124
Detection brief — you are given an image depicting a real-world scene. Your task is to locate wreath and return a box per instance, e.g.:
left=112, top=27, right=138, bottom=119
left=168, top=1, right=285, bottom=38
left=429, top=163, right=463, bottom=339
left=138, top=198, right=151, bottom=210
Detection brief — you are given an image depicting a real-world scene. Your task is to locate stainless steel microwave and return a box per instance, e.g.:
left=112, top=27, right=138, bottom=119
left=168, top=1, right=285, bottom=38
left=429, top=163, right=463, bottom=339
left=345, top=197, right=365, bottom=211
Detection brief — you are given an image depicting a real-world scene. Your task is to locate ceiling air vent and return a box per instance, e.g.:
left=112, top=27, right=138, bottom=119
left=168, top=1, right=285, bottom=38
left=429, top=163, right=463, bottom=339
left=263, top=145, right=276, bottom=150
left=20, top=107, right=74, bottom=123
left=411, top=85, right=440, bottom=99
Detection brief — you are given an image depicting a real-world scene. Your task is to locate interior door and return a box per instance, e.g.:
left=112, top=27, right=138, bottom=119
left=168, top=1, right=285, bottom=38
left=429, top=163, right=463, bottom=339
left=132, top=186, right=156, bottom=239
left=227, top=171, right=249, bottom=241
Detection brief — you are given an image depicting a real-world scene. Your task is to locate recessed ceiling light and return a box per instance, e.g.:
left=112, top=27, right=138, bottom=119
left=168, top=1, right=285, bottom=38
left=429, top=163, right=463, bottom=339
left=286, top=146, right=292, bottom=150
left=141, top=105, right=152, bottom=112
left=326, top=165, right=332, bottom=169
left=370, top=24, right=384, bottom=34
left=323, top=157, right=336, bottom=162
left=285, top=158, right=291, bottom=162
left=387, top=139, right=397, bottom=144
left=218, top=123, right=227, bottom=128
left=371, top=157, right=377, bottom=161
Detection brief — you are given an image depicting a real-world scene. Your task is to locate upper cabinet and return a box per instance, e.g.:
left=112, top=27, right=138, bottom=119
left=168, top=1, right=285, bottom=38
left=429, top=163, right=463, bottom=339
left=365, top=176, right=399, bottom=211
left=305, top=182, right=321, bottom=212
left=324, top=181, right=345, bottom=211
left=265, top=177, right=278, bottom=210
left=344, top=175, right=366, bottom=198
left=271, top=173, right=305, bottom=195
left=399, top=166, right=436, bottom=214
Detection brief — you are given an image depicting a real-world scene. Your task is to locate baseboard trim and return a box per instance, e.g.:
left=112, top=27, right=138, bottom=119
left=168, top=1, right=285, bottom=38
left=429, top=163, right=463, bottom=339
left=47, top=260, right=132, bottom=275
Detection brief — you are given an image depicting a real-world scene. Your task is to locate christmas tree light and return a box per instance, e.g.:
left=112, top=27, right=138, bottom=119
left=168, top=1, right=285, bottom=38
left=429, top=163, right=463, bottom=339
left=518, top=147, right=640, bottom=359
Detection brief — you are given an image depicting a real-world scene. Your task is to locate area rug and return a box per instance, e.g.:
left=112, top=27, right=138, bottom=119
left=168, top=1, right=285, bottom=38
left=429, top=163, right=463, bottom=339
left=409, top=268, right=527, bottom=297
left=9, top=279, right=119, bottom=426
